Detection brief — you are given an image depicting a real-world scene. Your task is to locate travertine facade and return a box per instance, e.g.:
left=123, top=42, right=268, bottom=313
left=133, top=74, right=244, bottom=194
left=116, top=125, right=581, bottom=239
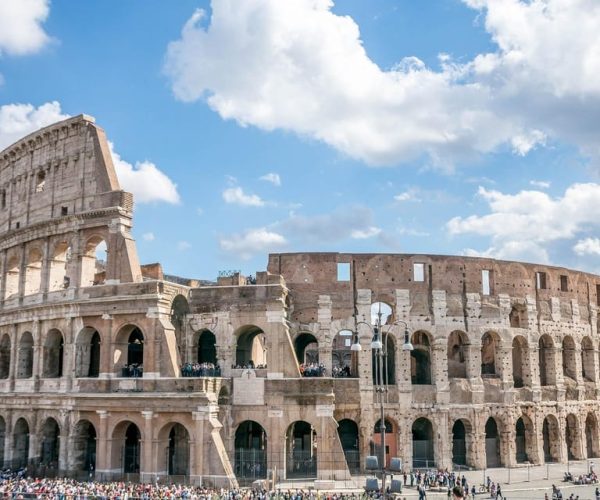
left=1, top=115, right=600, bottom=486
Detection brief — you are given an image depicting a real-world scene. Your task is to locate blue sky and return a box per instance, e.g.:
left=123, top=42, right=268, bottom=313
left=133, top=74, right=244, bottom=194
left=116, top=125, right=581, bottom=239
left=1, top=0, right=600, bottom=280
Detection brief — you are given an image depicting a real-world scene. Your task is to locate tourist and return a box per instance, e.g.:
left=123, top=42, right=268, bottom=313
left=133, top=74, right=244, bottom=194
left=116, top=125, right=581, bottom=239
left=452, top=485, right=465, bottom=499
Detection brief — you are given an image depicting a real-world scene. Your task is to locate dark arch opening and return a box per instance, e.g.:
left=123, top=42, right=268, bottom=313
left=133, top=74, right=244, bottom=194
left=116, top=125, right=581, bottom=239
left=71, top=420, right=96, bottom=472
left=338, top=419, right=360, bottom=474
left=40, top=418, right=60, bottom=467
left=412, top=418, right=434, bottom=468
left=235, top=421, right=267, bottom=481
left=127, top=328, right=144, bottom=368
left=481, top=332, right=499, bottom=377
left=13, top=418, right=30, bottom=469
left=0, top=335, right=10, bottom=379
left=286, top=421, right=317, bottom=479
left=512, top=336, right=526, bottom=388
left=586, top=414, right=599, bottom=459
left=448, top=331, right=467, bottom=379
left=89, top=331, right=100, bottom=377
left=485, top=418, right=501, bottom=468
left=123, top=423, right=141, bottom=473
left=411, top=332, right=431, bottom=385
left=295, top=333, right=319, bottom=365
left=167, top=424, right=190, bottom=476
left=43, top=330, right=64, bottom=378
left=452, top=420, right=467, bottom=467
left=543, top=416, right=560, bottom=463
left=197, top=330, right=217, bottom=364
left=235, top=326, right=266, bottom=368
left=515, top=418, right=528, bottom=463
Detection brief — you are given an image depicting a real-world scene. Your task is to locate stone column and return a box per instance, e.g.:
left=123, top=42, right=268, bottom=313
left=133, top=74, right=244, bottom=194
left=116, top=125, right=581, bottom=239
left=28, top=411, right=39, bottom=468
left=95, top=411, right=110, bottom=475
left=501, top=428, right=516, bottom=468
left=140, top=411, right=155, bottom=482
left=3, top=412, right=12, bottom=466
left=435, top=411, right=451, bottom=470
left=8, top=324, right=17, bottom=391
left=432, top=340, right=449, bottom=403
left=0, top=249, right=7, bottom=302
left=58, top=427, right=69, bottom=473
left=17, top=243, right=26, bottom=302
left=191, top=410, right=205, bottom=484
left=99, top=317, right=113, bottom=378
left=529, top=345, right=542, bottom=402
left=31, top=320, right=41, bottom=390
left=40, top=237, right=51, bottom=295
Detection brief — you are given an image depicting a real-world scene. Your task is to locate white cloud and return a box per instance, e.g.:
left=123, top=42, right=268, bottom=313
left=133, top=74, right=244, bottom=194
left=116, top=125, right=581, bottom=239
left=142, top=232, right=155, bottom=241
left=219, top=227, right=287, bottom=260
left=351, top=226, right=381, bottom=239
left=177, top=241, right=192, bottom=251
left=0, top=0, right=51, bottom=56
left=0, top=102, right=68, bottom=150
left=394, top=190, right=420, bottom=202
left=222, top=186, right=265, bottom=207
left=260, top=172, right=281, bottom=186
left=573, top=238, right=600, bottom=256
left=109, top=144, right=180, bottom=205
left=447, top=183, right=600, bottom=261
left=165, top=0, right=600, bottom=169
left=529, top=180, right=551, bottom=189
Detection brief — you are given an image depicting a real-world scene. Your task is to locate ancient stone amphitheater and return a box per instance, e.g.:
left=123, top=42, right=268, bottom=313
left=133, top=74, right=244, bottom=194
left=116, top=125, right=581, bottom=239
left=0, top=114, right=599, bottom=486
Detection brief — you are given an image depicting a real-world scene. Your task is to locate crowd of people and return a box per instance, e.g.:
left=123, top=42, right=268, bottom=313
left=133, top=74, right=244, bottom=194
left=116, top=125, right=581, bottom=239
left=332, top=366, right=352, bottom=378
left=299, top=363, right=326, bottom=377
left=181, top=363, right=222, bottom=377
left=232, top=363, right=267, bottom=370
left=122, top=364, right=143, bottom=378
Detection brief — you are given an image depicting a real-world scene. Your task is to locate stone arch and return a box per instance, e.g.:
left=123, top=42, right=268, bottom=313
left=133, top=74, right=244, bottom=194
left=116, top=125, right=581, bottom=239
left=4, top=255, right=20, bottom=299
left=114, top=324, right=144, bottom=376
left=372, top=334, right=395, bottom=385
left=158, top=422, right=191, bottom=477
left=542, top=415, right=561, bottom=463
left=235, top=420, right=267, bottom=481
left=218, top=385, right=230, bottom=405
left=48, top=241, right=72, bottom=292
left=235, top=325, right=266, bottom=368
left=195, top=329, right=217, bottom=365
left=372, top=418, right=397, bottom=468
left=337, top=419, right=360, bottom=474
left=451, top=419, right=472, bottom=467
left=566, top=413, right=583, bottom=460
left=170, top=294, right=189, bottom=348
left=562, top=336, right=577, bottom=381
left=509, top=304, right=528, bottom=328
left=371, top=301, right=394, bottom=326
left=16, top=331, right=33, bottom=379
left=285, top=421, right=317, bottom=479
left=586, top=413, right=600, bottom=459
left=81, top=235, right=107, bottom=287
left=70, top=420, right=96, bottom=472
left=582, top=336, right=595, bottom=382
left=0, top=416, right=4, bottom=468
left=481, top=332, right=500, bottom=377
left=13, top=417, right=30, bottom=468
left=332, top=329, right=355, bottom=377
left=39, top=417, right=60, bottom=467
left=0, top=334, right=10, bottom=379
left=512, top=335, right=529, bottom=388
left=448, top=331, right=468, bottom=379
left=111, top=421, right=142, bottom=474
left=294, top=332, right=319, bottom=365
left=74, top=327, right=101, bottom=378
left=411, top=331, right=432, bottom=385
left=485, top=417, right=502, bottom=468
left=43, top=329, right=64, bottom=378
left=24, top=247, right=43, bottom=295
left=539, top=334, right=556, bottom=386
left=412, top=417, right=435, bottom=468
left=515, top=416, right=532, bottom=463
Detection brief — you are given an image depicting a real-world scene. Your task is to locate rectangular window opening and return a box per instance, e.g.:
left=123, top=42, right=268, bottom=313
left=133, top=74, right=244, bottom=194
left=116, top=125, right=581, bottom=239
left=61, top=206, right=68, bottom=216
left=413, top=263, right=425, bottom=282
left=337, top=262, right=350, bottom=282
left=482, top=269, right=491, bottom=295
left=560, top=275, right=568, bottom=292
left=536, top=271, right=547, bottom=290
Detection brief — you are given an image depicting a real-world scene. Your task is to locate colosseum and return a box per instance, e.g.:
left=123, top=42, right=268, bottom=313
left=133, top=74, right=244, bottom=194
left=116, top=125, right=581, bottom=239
left=0, top=114, right=599, bottom=486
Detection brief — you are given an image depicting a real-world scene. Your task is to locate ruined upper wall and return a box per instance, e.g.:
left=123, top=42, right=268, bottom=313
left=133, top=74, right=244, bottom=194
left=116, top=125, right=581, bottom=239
left=0, top=115, right=129, bottom=234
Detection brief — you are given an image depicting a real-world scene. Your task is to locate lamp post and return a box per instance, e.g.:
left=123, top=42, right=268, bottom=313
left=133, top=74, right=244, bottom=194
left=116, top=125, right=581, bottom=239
left=352, top=311, right=413, bottom=497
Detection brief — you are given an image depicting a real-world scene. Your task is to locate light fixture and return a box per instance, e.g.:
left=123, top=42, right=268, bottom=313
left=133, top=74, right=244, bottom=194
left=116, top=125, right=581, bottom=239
left=350, top=334, right=362, bottom=351
left=370, top=328, right=383, bottom=350
left=402, top=327, right=414, bottom=351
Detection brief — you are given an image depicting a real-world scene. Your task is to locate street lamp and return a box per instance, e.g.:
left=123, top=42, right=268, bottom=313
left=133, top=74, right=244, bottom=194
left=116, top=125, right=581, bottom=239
left=352, top=308, right=413, bottom=497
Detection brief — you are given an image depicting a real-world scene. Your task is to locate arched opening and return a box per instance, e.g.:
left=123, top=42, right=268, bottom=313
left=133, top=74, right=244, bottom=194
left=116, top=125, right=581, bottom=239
left=4, top=256, right=20, bottom=299
left=48, top=242, right=71, bottom=292
left=43, top=329, right=64, bottom=378
left=372, top=334, right=395, bottom=385
left=17, top=332, right=33, bottom=379
left=412, top=417, right=434, bottom=469
left=218, top=385, right=230, bottom=405
left=286, top=421, right=317, bottom=479
left=170, top=294, right=189, bottom=349
left=582, top=337, right=595, bottom=382
left=0, top=334, right=10, bottom=379
left=295, top=332, right=319, bottom=365
left=113, top=422, right=141, bottom=474
left=452, top=420, right=469, bottom=467
left=481, top=332, right=500, bottom=377
left=485, top=417, right=501, bottom=468
left=515, top=418, right=528, bottom=463
left=509, top=304, right=527, bottom=328
left=0, top=417, right=4, bottom=468
left=13, top=418, right=29, bottom=468
left=70, top=420, right=96, bottom=473
left=586, top=413, right=599, bottom=459
left=74, top=328, right=101, bottom=378
left=332, top=330, right=356, bottom=377
left=542, top=415, right=560, bottom=463
left=166, top=423, right=190, bottom=477
left=372, top=418, right=396, bottom=468
left=512, top=336, right=528, bottom=388
left=411, top=331, right=432, bottom=385
left=566, top=413, right=582, bottom=460
left=235, top=421, right=267, bottom=481
left=24, top=247, right=43, bottom=295
left=448, top=331, right=468, bottom=379
left=371, top=301, right=393, bottom=325
left=197, top=330, right=217, bottom=365
left=562, top=336, right=577, bottom=381
left=40, top=418, right=60, bottom=467
left=539, top=335, right=556, bottom=386
left=337, top=419, right=359, bottom=474
left=81, top=237, right=107, bottom=287
left=235, top=326, right=266, bottom=368
left=114, top=325, right=145, bottom=377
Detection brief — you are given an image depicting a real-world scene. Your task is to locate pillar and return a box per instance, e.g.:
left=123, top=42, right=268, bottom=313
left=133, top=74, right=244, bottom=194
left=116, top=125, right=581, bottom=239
left=191, top=410, right=206, bottom=484
left=95, top=411, right=110, bottom=474
left=140, top=411, right=154, bottom=482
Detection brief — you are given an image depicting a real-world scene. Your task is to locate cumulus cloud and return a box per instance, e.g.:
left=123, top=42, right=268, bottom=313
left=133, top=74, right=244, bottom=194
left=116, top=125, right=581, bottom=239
left=0, top=102, right=68, bottom=150
left=0, top=0, right=51, bottom=56
left=219, top=227, right=287, bottom=260
left=222, top=186, right=265, bottom=206
left=350, top=226, right=381, bottom=239
left=164, top=0, right=600, bottom=169
left=394, top=190, right=420, bottom=202
left=260, top=172, right=281, bottom=186
left=573, top=238, right=600, bottom=256
left=109, top=144, right=180, bottom=205
left=448, top=183, right=600, bottom=261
